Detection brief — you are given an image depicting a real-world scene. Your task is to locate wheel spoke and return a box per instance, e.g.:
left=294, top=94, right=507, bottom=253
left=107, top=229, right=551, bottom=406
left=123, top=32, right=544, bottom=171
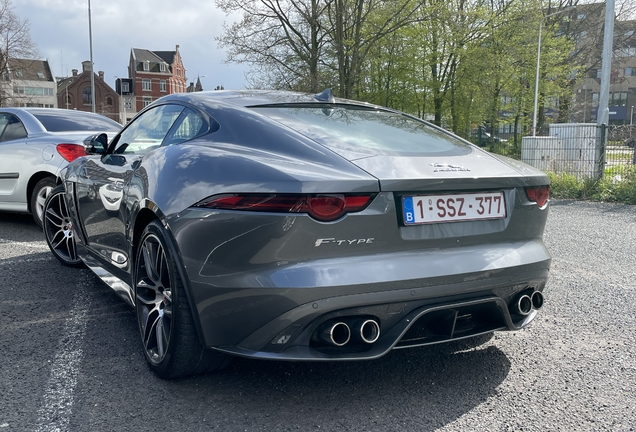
left=45, top=208, right=64, bottom=227
left=52, top=234, right=67, bottom=250
left=136, top=285, right=160, bottom=305
left=141, top=243, right=160, bottom=284
left=156, top=318, right=165, bottom=359
left=37, top=194, right=47, bottom=207
left=66, top=235, right=77, bottom=261
left=144, top=312, right=161, bottom=351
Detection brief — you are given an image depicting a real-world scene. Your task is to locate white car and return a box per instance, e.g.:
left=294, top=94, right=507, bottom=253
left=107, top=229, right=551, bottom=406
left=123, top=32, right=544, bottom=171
left=0, top=108, right=121, bottom=227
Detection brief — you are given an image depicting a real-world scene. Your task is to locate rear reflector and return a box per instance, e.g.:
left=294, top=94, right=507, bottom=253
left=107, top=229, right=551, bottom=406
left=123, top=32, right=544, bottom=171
left=197, top=193, right=375, bottom=222
left=56, top=144, right=87, bottom=162
left=525, top=186, right=550, bottom=208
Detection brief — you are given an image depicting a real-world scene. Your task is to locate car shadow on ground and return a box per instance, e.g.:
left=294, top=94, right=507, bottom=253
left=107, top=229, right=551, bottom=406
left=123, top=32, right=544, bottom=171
left=169, top=339, right=510, bottom=431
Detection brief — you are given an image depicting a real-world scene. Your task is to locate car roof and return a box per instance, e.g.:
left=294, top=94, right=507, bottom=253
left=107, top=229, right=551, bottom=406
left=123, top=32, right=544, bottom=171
left=156, top=89, right=381, bottom=110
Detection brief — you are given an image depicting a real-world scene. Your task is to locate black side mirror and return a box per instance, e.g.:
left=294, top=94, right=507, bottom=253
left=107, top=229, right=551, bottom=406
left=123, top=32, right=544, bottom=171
left=84, top=133, right=108, bottom=155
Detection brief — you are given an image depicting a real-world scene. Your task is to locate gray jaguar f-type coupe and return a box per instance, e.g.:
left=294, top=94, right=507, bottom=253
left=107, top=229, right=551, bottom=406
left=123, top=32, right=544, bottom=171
left=44, top=89, right=551, bottom=378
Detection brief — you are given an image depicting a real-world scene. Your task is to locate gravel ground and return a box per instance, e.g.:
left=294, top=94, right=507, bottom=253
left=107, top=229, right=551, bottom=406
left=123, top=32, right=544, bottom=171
left=0, top=200, right=635, bottom=432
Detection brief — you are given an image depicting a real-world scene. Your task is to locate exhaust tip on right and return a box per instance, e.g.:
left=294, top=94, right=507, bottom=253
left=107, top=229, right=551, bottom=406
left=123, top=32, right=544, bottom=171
left=531, top=291, right=544, bottom=310
left=359, top=319, right=380, bottom=344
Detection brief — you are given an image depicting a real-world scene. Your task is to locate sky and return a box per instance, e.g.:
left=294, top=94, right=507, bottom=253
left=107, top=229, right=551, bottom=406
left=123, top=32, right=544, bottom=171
left=12, top=0, right=249, bottom=90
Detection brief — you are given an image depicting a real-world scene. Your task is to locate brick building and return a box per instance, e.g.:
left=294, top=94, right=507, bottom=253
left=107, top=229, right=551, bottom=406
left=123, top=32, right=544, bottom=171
left=128, top=45, right=188, bottom=112
left=57, top=61, right=120, bottom=122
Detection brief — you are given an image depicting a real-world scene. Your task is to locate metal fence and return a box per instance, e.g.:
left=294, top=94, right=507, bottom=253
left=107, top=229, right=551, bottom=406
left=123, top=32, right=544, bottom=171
left=479, top=124, right=636, bottom=180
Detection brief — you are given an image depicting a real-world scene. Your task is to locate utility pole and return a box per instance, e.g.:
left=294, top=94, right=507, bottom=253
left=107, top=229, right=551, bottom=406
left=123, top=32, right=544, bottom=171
left=88, top=0, right=95, bottom=113
left=597, top=0, right=615, bottom=126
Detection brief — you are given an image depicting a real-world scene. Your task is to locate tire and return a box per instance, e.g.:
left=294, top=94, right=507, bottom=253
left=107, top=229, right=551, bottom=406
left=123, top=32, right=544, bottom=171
left=31, top=177, right=56, bottom=229
left=134, top=221, right=230, bottom=379
left=43, top=185, right=84, bottom=267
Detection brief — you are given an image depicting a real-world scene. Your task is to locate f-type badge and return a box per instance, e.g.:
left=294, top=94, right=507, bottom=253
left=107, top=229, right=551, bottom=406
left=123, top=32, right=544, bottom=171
left=429, top=163, right=470, bottom=172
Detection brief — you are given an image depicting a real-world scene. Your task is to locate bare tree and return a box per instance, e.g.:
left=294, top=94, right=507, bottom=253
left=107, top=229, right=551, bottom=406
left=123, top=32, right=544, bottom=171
left=0, top=0, right=38, bottom=106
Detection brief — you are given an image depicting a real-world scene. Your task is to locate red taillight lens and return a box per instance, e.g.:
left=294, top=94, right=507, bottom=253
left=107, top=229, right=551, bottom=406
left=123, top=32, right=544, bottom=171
left=56, top=144, right=87, bottom=162
left=198, top=193, right=375, bottom=221
left=525, top=186, right=550, bottom=208
left=306, top=195, right=346, bottom=220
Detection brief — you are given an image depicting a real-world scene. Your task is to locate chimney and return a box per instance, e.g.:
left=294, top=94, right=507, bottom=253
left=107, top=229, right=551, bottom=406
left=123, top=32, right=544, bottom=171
left=82, top=60, right=91, bottom=72
left=98, top=71, right=104, bottom=80
left=72, top=69, right=78, bottom=77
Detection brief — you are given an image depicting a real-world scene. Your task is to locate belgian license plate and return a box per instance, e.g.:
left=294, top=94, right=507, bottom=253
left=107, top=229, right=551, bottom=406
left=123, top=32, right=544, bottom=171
left=402, top=192, right=506, bottom=225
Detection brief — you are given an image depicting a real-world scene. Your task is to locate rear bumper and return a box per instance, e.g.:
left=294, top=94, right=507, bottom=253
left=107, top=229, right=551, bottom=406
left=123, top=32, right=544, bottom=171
left=186, top=256, right=549, bottom=360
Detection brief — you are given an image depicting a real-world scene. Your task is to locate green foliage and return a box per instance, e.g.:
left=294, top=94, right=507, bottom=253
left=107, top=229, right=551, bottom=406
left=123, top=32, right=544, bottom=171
left=548, top=168, right=636, bottom=205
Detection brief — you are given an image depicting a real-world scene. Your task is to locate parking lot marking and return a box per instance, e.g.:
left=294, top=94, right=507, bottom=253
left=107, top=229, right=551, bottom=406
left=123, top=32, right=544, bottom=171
left=33, top=281, right=90, bottom=432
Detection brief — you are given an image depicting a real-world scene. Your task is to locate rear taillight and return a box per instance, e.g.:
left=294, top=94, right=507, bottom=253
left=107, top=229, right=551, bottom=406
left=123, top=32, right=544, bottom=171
left=56, top=144, right=87, bottom=162
left=197, top=193, right=375, bottom=222
left=525, top=186, right=550, bottom=208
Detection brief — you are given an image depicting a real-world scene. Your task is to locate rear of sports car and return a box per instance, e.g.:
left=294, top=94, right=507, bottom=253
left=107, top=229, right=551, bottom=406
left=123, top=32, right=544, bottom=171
left=168, top=103, right=551, bottom=361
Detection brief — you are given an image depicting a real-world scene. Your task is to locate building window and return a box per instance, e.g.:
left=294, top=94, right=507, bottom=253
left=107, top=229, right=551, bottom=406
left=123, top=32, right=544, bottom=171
left=12, top=86, right=53, bottom=96
left=124, top=98, right=132, bottom=109
left=106, top=97, right=113, bottom=106
left=143, top=61, right=149, bottom=71
left=626, top=67, right=634, bottom=77
left=66, top=95, right=72, bottom=107
left=37, top=72, right=45, bottom=79
left=160, top=63, right=166, bottom=72
left=626, top=30, right=634, bottom=37
left=160, top=80, right=166, bottom=92
left=577, top=13, right=586, bottom=20
left=610, top=92, right=627, bottom=107
left=142, top=96, right=152, bottom=107
left=142, top=79, right=151, bottom=91
left=122, top=82, right=129, bottom=93
left=82, top=86, right=92, bottom=105
left=596, top=69, right=602, bottom=78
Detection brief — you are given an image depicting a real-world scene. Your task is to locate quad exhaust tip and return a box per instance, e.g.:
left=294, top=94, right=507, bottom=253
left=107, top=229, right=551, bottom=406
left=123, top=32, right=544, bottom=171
left=531, top=291, right=544, bottom=310
left=320, top=322, right=351, bottom=346
left=316, top=318, right=381, bottom=346
left=359, top=319, right=381, bottom=344
left=514, top=291, right=544, bottom=316
left=516, top=294, right=533, bottom=316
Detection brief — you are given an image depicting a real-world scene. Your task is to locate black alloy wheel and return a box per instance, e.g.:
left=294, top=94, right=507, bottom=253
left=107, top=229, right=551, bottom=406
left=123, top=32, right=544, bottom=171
left=134, top=221, right=230, bottom=378
left=43, top=185, right=83, bottom=267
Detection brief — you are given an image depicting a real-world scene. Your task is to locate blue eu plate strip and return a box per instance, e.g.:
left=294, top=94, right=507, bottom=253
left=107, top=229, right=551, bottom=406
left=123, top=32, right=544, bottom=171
left=402, top=196, right=415, bottom=224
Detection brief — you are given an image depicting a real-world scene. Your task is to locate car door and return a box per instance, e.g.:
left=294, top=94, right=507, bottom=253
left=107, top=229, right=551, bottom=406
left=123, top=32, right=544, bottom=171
left=74, top=104, right=186, bottom=277
left=0, top=113, right=30, bottom=206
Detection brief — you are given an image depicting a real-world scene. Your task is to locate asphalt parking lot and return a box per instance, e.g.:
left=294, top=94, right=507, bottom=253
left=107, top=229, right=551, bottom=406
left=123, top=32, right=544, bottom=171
left=1, top=200, right=635, bottom=432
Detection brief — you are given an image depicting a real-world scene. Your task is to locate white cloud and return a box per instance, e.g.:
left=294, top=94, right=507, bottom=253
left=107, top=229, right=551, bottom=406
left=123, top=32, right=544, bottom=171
left=13, top=0, right=248, bottom=89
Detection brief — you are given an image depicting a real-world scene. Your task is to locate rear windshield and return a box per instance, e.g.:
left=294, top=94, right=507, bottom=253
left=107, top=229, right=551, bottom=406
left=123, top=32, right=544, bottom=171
left=251, top=105, right=472, bottom=157
left=32, top=111, right=121, bottom=133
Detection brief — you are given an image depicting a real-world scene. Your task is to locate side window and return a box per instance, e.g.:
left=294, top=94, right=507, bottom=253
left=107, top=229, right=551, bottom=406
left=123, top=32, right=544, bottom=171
left=113, top=104, right=184, bottom=155
left=163, top=108, right=211, bottom=146
left=0, top=115, right=27, bottom=142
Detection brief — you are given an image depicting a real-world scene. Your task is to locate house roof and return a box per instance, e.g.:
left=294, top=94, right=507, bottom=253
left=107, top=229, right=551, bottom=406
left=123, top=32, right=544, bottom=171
left=153, top=51, right=176, bottom=65
left=9, top=59, right=54, bottom=81
left=132, top=48, right=167, bottom=64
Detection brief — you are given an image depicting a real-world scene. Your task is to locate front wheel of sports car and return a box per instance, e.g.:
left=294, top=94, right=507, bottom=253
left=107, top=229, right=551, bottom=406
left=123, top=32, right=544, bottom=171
left=43, top=185, right=83, bottom=267
left=135, top=221, right=229, bottom=379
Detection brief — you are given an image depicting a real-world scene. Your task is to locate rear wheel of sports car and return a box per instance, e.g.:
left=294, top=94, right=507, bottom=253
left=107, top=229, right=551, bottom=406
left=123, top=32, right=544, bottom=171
left=32, top=176, right=56, bottom=229
left=43, top=185, right=83, bottom=267
left=135, top=221, right=230, bottom=379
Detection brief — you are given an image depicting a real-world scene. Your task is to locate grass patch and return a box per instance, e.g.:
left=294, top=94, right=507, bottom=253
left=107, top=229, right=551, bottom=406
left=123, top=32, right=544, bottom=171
left=548, top=167, right=636, bottom=204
